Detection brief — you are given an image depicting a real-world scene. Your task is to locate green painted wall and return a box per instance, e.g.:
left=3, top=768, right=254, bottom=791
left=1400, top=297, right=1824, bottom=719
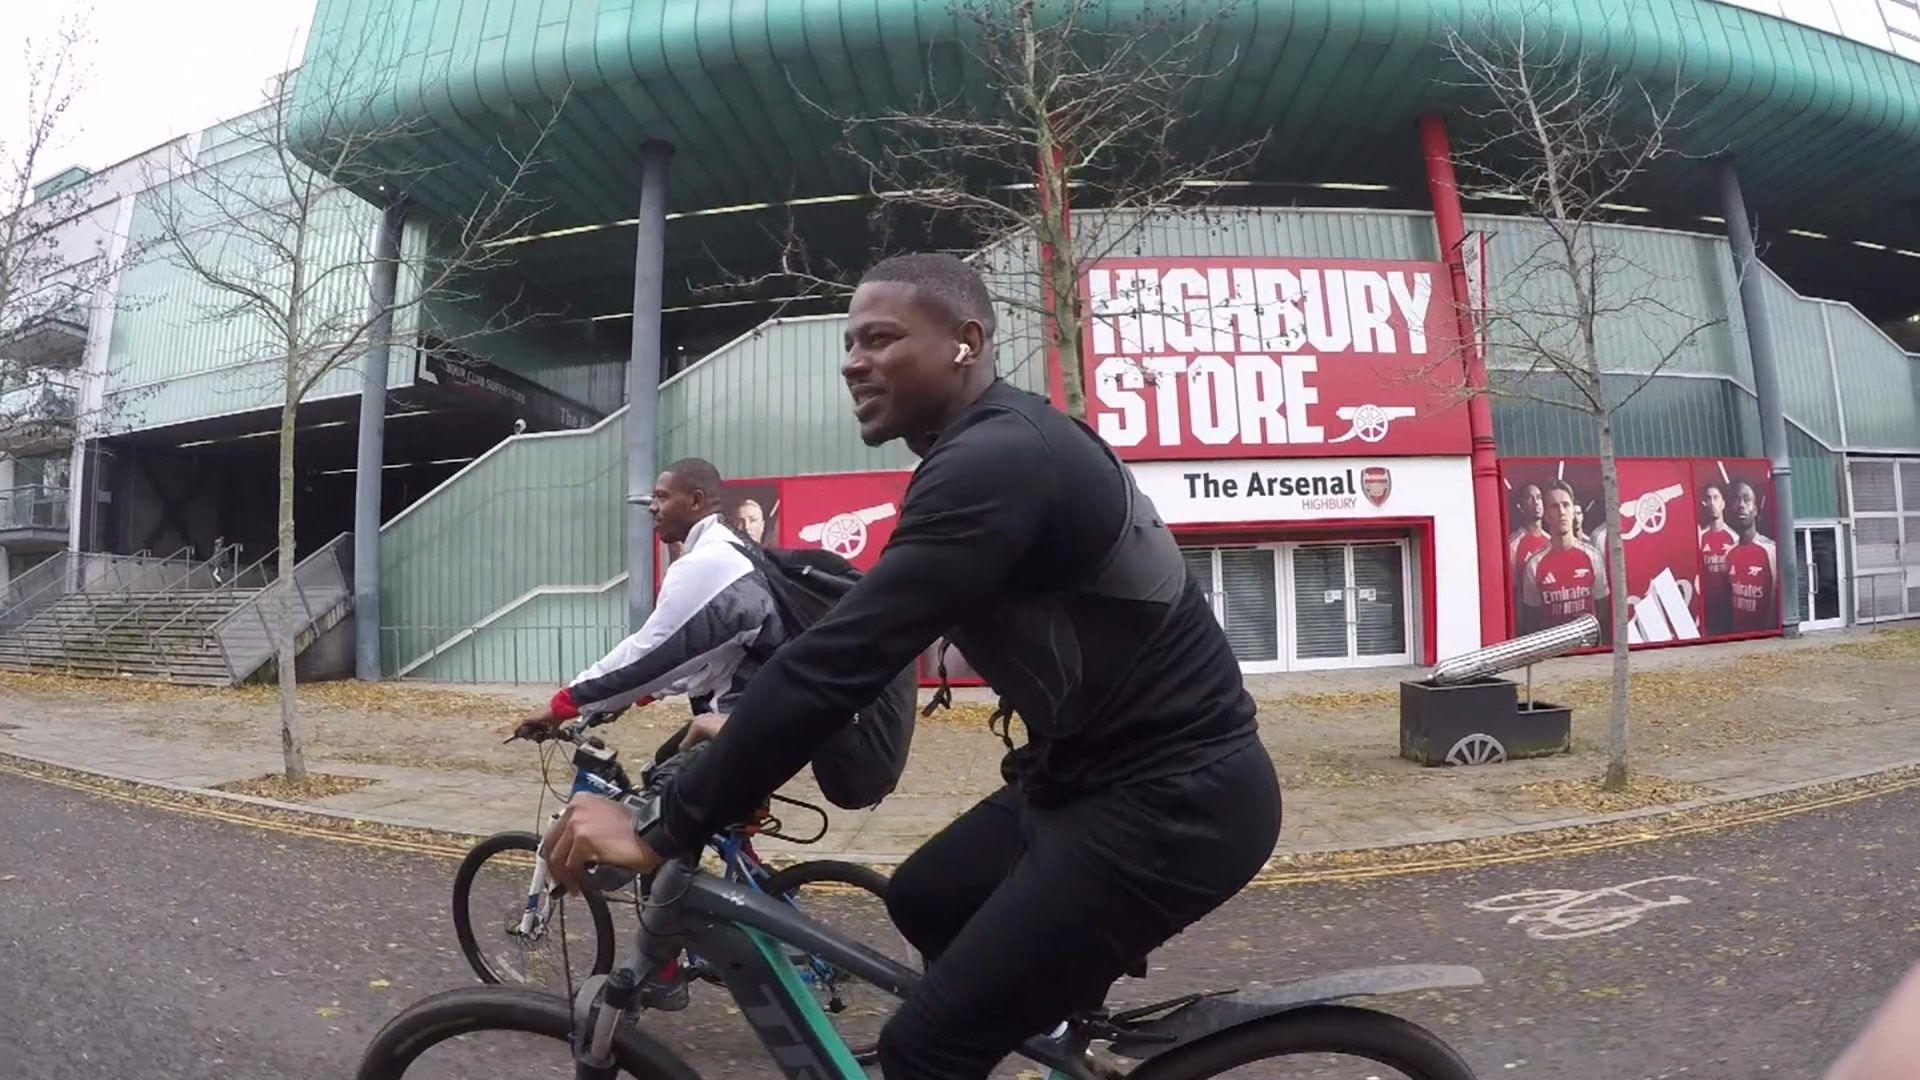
left=658, top=317, right=918, bottom=479
left=407, top=585, right=624, bottom=683
left=377, top=412, right=625, bottom=674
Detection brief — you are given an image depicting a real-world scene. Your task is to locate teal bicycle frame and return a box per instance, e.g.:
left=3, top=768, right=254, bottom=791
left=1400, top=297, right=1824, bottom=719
left=571, top=855, right=1103, bottom=1079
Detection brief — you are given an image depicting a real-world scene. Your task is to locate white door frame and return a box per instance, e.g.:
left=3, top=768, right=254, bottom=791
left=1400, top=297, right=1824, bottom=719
left=1286, top=539, right=1414, bottom=671
left=1796, top=519, right=1847, bottom=632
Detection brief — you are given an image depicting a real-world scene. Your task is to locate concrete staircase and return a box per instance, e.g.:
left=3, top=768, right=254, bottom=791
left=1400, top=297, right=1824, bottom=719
left=0, top=533, right=354, bottom=687
left=0, top=588, right=264, bottom=685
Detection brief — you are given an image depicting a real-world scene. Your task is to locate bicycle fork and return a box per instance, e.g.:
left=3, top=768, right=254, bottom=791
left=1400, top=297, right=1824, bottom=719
left=516, top=813, right=562, bottom=938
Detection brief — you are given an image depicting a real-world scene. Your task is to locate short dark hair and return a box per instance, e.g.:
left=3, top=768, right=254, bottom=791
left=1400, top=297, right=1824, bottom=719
left=859, top=252, right=997, bottom=339
left=664, top=457, right=724, bottom=501
left=1546, top=479, right=1576, bottom=500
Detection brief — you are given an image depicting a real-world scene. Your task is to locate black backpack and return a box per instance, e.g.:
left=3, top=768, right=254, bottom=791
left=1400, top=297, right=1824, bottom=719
left=736, top=542, right=918, bottom=810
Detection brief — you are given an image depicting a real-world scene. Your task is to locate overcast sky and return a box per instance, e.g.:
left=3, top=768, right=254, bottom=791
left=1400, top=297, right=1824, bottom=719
left=2, top=0, right=313, bottom=183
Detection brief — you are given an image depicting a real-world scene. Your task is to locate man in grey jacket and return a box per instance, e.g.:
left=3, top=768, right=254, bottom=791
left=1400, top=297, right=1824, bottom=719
left=515, top=457, right=908, bottom=809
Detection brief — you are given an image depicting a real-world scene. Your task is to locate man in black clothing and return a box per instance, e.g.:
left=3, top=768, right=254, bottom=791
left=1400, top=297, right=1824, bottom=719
left=541, top=253, right=1282, bottom=1078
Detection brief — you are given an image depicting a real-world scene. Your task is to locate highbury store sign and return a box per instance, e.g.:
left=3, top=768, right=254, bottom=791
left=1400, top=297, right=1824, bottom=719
left=1081, top=258, right=1473, bottom=461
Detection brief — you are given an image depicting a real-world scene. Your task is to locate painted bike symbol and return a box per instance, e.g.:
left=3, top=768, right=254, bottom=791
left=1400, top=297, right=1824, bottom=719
left=1467, top=875, right=1715, bottom=940
left=1330, top=404, right=1418, bottom=444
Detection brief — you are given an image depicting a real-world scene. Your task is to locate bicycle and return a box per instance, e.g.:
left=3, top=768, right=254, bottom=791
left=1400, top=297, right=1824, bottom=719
left=450, top=712, right=900, bottom=1061
left=369, top=751, right=1486, bottom=1079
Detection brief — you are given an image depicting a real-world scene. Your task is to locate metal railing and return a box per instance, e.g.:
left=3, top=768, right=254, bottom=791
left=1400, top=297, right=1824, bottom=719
left=0, top=485, right=70, bottom=531
left=86, top=542, right=244, bottom=645
left=0, top=546, right=198, bottom=669
left=204, top=533, right=355, bottom=684
left=382, top=623, right=624, bottom=685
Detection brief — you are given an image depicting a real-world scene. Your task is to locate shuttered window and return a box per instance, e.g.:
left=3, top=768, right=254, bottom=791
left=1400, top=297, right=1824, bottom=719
left=1218, top=549, right=1279, bottom=663
left=1352, top=544, right=1408, bottom=657
left=1291, top=546, right=1350, bottom=660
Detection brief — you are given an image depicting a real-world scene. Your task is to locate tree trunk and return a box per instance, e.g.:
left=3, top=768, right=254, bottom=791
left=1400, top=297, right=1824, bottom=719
left=275, top=395, right=308, bottom=781
left=1596, top=404, right=1631, bottom=793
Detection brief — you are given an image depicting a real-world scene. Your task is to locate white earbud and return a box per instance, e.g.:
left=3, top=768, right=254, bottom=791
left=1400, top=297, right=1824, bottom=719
left=953, top=343, right=972, bottom=365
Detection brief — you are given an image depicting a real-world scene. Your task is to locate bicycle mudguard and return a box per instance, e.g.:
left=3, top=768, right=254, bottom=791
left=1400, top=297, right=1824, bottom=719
left=1106, top=964, right=1485, bottom=1060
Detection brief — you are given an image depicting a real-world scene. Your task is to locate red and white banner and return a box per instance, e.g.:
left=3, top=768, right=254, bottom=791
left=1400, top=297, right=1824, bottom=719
left=1080, top=257, right=1472, bottom=460
left=775, top=473, right=908, bottom=569
left=1499, top=456, right=1780, bottom=648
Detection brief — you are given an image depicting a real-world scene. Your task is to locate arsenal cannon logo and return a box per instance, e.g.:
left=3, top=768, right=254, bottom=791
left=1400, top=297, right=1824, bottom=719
left=1362, top=466, right=1392, bottom=507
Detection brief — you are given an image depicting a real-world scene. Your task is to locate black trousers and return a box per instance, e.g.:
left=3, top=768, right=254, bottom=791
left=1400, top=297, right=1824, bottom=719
left=876, top=740, right=1282, bottom=1079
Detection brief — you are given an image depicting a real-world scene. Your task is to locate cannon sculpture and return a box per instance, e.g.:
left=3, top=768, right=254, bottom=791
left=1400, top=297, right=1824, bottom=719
left=1400, top=614, right=1601, bottom=767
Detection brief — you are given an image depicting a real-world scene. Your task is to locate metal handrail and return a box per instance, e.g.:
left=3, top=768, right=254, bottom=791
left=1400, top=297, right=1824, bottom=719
left=0, top=550, right=72, bottom=625
left=146, top=546, right=279, bottom=644
left=27, top=547, right=201, bottom=642
left=88, top=543, right=242, bottom=643
left=205, top=533, right=354, bottom=683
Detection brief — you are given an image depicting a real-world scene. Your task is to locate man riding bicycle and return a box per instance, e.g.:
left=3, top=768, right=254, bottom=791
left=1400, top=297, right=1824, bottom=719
left=541, top=253, right=1282, bottom=1079
left=515, top=456, right=907, bottom=810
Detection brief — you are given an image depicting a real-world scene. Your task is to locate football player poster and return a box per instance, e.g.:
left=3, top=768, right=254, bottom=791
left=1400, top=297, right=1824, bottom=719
left=1693, top=459, right=1781, bottom=635
left=1502, top=460, right=1611, bottom=641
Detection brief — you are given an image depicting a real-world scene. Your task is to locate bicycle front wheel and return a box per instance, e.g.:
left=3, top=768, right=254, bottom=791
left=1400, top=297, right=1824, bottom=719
left=356, top=986, right=700, bottom=1080
left=452, top=831, right=615, bottom=992
left=1126, top=1004, right=1478, bottom=1080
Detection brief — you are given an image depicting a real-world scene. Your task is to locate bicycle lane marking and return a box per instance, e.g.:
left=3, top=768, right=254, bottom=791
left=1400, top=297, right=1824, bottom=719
left=1466, top=875, right=1717, bottom=940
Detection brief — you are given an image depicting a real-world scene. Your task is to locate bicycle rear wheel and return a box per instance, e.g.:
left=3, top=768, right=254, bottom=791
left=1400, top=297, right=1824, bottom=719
left=1125, top=1004, right=1477, bottom=1080
left=356, top=986, right=699, bottom=1080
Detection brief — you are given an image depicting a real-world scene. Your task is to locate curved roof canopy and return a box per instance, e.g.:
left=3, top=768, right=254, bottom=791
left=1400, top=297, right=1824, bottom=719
left=289, top=0, right=1920, bottom=318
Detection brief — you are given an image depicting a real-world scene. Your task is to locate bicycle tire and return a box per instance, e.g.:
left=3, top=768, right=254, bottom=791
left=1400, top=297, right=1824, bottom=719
left=760, top=859, right=892, bottom=902
left=355, top=985, right=701, bottom=1080
left=1126, top=1004, right=1478, bottom=1080
left=760, top=860, right=900, bottom=1066
left=452, top=830, right=615, bottom=987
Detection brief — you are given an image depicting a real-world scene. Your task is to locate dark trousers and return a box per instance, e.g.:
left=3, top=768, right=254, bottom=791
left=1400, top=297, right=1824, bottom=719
left=876, top=741, right=1282, bottom=1079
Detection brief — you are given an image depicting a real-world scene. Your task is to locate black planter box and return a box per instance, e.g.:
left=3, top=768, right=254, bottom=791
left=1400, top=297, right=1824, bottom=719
left=1400, top=678, right=1572, bottom=767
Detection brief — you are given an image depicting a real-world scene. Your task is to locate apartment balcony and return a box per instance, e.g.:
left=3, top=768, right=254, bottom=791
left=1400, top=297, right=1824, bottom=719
left=0, top=375, right=79, bottom=454
left=0, top=485, right=70, bottom=549
left=0, top=304, right=88, bottom=368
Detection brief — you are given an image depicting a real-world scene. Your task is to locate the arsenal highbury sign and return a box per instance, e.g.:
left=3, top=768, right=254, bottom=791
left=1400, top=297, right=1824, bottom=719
left=1081, top=257, right=1473, bottom=461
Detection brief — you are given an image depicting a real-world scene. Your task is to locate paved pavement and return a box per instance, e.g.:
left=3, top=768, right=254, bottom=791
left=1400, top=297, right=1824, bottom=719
left=4, top=761, right=1916, bottom=1078
left=2, top=626, right=1916, bottom=864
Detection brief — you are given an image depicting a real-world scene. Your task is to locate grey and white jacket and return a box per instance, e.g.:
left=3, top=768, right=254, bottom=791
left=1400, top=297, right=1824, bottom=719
left=549, top=514, right=785, bottom=720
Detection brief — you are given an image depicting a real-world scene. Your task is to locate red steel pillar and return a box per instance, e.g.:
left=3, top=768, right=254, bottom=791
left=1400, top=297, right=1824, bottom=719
left=1419, top=113, right=1508, bottom=646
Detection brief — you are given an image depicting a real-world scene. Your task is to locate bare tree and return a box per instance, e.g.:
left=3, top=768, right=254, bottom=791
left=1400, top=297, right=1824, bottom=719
left=715, top=0, right=1263, bottom=416
left=147, top=35, right=562, bottom=780
left=0, top=12, right=136, bottom=457
left=1441, top=14, right=1724, bottom=791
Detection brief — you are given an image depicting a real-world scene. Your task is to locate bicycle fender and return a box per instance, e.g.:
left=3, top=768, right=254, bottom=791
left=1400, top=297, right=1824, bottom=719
left=1108, top=964, right=1485, bottom=1060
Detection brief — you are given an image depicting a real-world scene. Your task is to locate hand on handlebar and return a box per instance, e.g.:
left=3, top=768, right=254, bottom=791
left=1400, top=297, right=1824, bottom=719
left=540, top=794, right=664, bottom=895
left=507, top=709, right=565, bottom=743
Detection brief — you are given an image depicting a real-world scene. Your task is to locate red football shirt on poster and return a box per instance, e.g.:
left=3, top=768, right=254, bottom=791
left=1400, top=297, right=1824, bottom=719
left=1522, top=542, right=1609, bottom=623
left=1727, top=536, right=1777, bottom=632
left=1698, top=522, right=1737, bottom=632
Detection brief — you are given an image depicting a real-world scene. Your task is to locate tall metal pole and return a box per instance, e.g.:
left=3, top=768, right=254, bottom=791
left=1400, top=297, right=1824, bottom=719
left=1718, top=158, right=1800, bottom=637
left=353, top=201, right=407, bottom=678
left=1419, top=114, right=1508, bottom=647
left=627, top=141, right=674, bottom=631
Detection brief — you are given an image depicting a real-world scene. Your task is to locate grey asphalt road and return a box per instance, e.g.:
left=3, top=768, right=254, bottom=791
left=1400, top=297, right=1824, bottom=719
left=2, top=765, right=1914, bottom=1079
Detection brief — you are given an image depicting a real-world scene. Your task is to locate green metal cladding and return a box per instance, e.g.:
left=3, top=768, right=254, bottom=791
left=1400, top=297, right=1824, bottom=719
left=377, top=411, right=626, bottom=674
left=291, top=0, right=1920, bottom=250
left=104, top=120, right=423, bottom=432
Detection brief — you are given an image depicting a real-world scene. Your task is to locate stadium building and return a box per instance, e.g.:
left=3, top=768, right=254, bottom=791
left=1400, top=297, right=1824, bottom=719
left=3, top=0, right=1918, bottom=686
